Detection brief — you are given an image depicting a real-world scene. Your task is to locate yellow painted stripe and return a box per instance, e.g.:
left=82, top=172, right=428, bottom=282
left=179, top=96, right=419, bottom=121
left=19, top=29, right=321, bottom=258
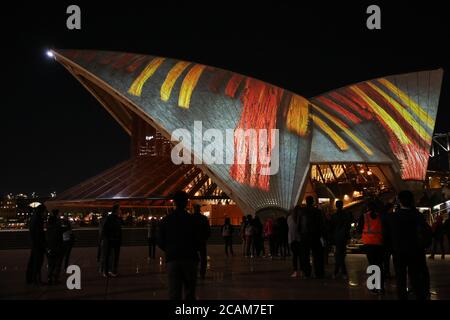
left=311, top=115, right=348, bottom=151
left=367, top=82, right=431, bottom=142
left=378, top=78, right=434, bottom=130
left=178, top=64, right=206, bottom=109
left=160, top=61, right=191, bottom=101
left=128, top=57, right=165, bottom=96
left=312, top=104, right=373, bottom=155
left=286, top=95, right=309, bottom=137
left=350, top=85, right=411, bottom=145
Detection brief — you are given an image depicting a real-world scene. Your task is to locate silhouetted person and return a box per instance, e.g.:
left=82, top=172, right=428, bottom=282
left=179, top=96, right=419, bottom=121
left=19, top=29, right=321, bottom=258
left=101, top=204, right=122, bottom=277
left=193, top=204, right=211, bottom=279
left=384, top=190, right=431, bottom=300
left=383, top=202, right=395, bottom=279
left=239, top=216, right=247, bottom=256
left=278, top=216, right=290, bottom=257
left=298, top=196, right=325, bottom=278
left=252, top=216, right=264, bottom=257
left=222, top=217, right=234, bottom=257
left=444, top=218, right=450, bottom=255
left=244, top=215, right=254, bottom=257
left=147, top=217, right=158, bottom=260
left=264, top=217, right=275, bottom=257
left=331, top=200, right=353, bottom=279
left=26, top=204, right=47, bottom=285
left=358, top=200, right=385, bottom=293
left=430, top=214, right=445, bottom=259
left=46, top=213, right=63, bottom=285
left=59, top=211, right=75, bottom=271
left=288, top=206, right=302, bottom=277
left=97, top=211, right=108, bottom=272
left=157, top=191, right=200, bottom=300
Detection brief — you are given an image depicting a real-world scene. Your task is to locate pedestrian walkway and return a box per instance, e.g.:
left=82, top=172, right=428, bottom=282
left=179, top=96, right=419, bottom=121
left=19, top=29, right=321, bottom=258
left=0, top=245, right=449, bottom=299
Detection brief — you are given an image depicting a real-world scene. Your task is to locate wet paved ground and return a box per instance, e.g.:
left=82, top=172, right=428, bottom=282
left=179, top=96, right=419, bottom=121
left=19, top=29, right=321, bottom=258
left=1, top=245, right=449, bottom=300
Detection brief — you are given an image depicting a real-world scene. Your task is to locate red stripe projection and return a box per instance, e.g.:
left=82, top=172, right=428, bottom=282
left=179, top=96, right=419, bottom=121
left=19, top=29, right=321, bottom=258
left=126, top=56, right=147, bottom=73
left=328, top=91, right=373, bottom=120
left=82, top=51, right=97, bottom=62
left=208, top=70, right=229, bottom=93
left=99, top=53, right=118, bottom=65
left=230, top=78, right=284, bottom=191
left=225, top=74, right=245, bottom=98
left=315, top=96, right=361, bottom=125
left=112, top=53, right=136, bottom=69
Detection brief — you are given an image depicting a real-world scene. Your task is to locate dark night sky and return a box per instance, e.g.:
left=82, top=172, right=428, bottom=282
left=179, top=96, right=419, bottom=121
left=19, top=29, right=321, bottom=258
left=1, top=1, right=449, bottom=196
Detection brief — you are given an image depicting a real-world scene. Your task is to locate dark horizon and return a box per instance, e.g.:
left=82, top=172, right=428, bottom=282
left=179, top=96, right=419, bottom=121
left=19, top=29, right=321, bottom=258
left=1, top=1, right=449, bottom=196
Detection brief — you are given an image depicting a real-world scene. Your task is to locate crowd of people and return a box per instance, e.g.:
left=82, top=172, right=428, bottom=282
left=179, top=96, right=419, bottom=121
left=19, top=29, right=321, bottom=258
left=25, top=190, right=449, bottom=301
left=26, top=207, right=74, bottom=285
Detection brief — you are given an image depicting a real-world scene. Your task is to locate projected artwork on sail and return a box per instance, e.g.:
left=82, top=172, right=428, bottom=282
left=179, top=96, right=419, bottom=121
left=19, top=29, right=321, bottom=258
left=51, top=49, right=443, bottom=213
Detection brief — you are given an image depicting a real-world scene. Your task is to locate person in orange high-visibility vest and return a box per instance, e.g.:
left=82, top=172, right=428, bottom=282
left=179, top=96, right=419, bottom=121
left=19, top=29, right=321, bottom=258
left=358, top=200, right=385, bottom=293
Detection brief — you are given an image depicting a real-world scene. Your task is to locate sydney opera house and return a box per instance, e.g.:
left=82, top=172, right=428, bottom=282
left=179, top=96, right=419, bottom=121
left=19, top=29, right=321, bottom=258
left=46, top=49, right=443, bottom=222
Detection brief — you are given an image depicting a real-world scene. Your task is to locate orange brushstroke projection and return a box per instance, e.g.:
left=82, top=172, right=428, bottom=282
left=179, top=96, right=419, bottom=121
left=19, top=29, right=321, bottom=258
left=286, top=95, right=310, bottom=137
left=128, top=58, right=165, bottom=97
left=312, top=104, right=373, bottom=155
left=230, top=79, right=284, bottom=191
left=377, top=78, right=435, bottom=129
left=225, top=74, right=245, bottom=98
left=311, top=115, right=348, bottom=151
left=160, top=61, right=191, bottom=102
left=178, top=64, right=207, bottom=109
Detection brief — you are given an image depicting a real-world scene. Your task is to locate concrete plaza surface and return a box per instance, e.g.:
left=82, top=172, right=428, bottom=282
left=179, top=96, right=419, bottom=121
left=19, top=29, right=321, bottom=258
left=0, top=245, right=449, bottom=300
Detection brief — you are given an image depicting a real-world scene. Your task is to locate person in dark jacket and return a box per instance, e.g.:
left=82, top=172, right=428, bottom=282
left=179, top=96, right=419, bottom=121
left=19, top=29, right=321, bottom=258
left=331, top=200, right=353, bottom=279
left=46, top=213, right=64, bottom=285
left=26, top=204, right=47, bottom=285
left=101, top=204, right=123, bottom=277
left=252, top=216, right=264, bottom=257
left=222, top=217, right=234, bottom=257
left=298, top=196, right=325, bottom=278
left=384, top=190, right=431, bottom=300
left=193, top=204, right=211, bottom=279
left=157, top=191, right=201, bottom=300
left=147, top=217, right=158, bottom=260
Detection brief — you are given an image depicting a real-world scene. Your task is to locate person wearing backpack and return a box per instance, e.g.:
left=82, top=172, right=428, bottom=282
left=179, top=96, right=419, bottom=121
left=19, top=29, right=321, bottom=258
left=222, top=217, right=234, bottom=257
left=384, top=190, right=431, bottom=300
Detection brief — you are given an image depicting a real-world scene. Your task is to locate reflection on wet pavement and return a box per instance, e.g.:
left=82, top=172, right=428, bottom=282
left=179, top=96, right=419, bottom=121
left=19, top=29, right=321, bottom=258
left=0, top=245, right=449, bottom=300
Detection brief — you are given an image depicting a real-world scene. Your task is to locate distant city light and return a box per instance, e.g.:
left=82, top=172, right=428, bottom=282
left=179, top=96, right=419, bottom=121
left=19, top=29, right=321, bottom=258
left=46, top=50, right=54, bottom=58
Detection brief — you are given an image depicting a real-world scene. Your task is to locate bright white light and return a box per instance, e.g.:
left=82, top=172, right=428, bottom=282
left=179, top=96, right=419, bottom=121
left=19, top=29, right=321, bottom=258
left=46, top=50, right=54, bottom=58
